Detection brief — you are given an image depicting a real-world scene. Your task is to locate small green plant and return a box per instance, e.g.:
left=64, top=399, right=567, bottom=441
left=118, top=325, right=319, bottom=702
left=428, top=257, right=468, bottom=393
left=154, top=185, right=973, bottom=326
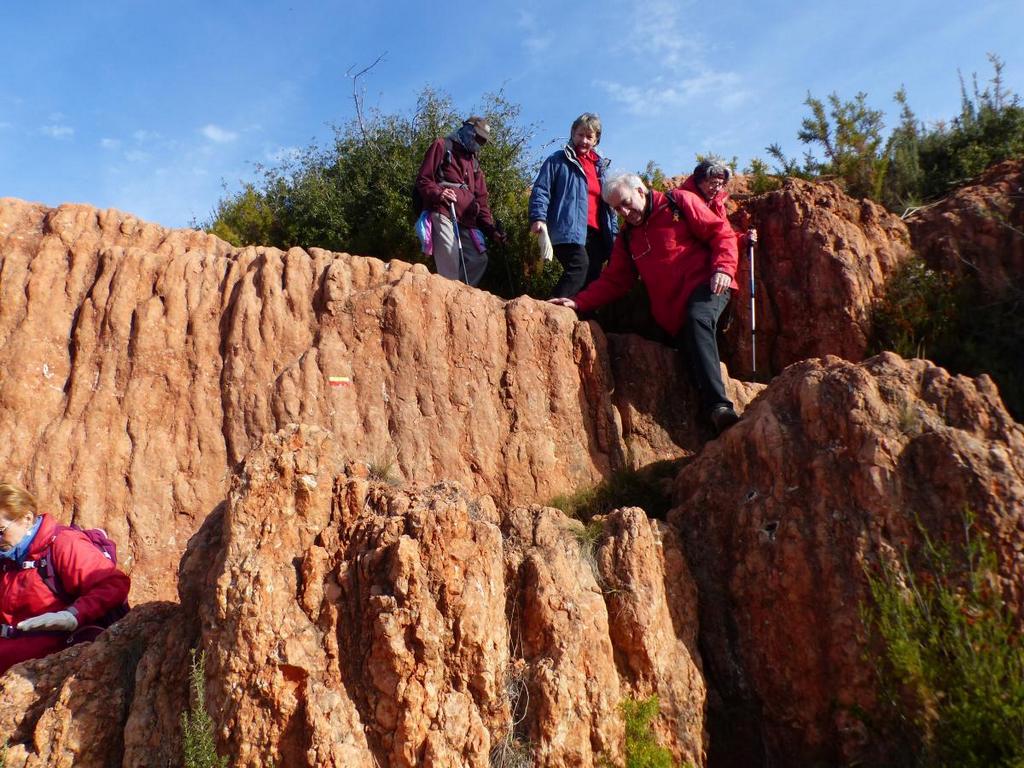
left=181, top=650, right=228, bottom=768
left=743, top=158, right=783, bottom=195
left=619, top=696, right=678, bottom=768
left=862, top=518, right=1024, bottom=767
left=0, top=740, right=7, bottom=768
left=546, top=460, right=680, bottom=521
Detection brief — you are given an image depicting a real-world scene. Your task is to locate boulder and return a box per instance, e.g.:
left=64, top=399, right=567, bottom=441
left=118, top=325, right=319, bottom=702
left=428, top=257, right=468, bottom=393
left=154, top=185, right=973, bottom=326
left=904, top=159, right=1024, bottom=298
left=670, top=352, right=1024, bottom=766
left=723, top=180, right=913, bottom=379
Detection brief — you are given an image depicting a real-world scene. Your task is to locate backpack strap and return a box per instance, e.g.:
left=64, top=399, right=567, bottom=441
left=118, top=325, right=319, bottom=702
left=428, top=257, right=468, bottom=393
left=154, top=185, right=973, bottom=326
left=663, top=188, right=687, bottom=223
left=20, top=530, right=71, bottom=603
left=621, top=190, right=689, bottom=256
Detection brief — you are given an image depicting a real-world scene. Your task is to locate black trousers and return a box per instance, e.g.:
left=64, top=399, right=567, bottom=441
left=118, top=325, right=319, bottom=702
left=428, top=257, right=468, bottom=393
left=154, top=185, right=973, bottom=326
left=551, top=227, right=610, bottom=298
left=674, top=284, right=733, bottom=414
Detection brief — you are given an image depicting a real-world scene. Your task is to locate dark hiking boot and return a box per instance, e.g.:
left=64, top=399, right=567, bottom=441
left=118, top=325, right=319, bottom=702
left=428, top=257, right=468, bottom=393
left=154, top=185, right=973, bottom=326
left=710, top=405, right=740, bottom=434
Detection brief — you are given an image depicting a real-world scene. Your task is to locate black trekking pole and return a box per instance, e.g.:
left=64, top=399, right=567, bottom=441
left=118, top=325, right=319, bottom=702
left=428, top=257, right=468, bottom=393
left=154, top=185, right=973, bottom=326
left=748, top=237, right=757, bottom=379
left=449, top=201, right=470, bottom=284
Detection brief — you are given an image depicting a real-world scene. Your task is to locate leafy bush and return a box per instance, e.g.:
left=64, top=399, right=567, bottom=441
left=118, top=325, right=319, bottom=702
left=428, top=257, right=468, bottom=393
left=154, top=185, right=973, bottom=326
left=769, top=54, right=1023, bottom=212
left=181, top=650, right=227, bottom=768
left=742, top=157, right=783, bottom=195
left=619, top=696, right=678, bottom=768
left=204, top=87, right=546, bottom=298
left=917, top=55, right=1024, bottom=201
left=863, top=519, right=1024, bottom=767
left=870, top=257, right=1024, bottom=420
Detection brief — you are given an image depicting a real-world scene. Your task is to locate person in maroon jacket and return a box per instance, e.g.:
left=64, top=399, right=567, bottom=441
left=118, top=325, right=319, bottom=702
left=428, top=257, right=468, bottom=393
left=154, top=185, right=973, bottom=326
left=415, top=116, right=506, bottom=287
left=549, top=171, right=742, bottom=433
left=0, top=483, right=130, bottom=674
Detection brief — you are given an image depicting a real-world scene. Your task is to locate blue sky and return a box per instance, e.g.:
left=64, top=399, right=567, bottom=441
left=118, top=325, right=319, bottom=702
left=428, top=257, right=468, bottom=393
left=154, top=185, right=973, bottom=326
left=3, top=1, right=1023, bottom=228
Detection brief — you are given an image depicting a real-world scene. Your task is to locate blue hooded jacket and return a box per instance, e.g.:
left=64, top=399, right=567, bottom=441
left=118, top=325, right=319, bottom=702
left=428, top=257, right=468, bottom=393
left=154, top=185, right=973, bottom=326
left=529, top=145, right=618, bottom=248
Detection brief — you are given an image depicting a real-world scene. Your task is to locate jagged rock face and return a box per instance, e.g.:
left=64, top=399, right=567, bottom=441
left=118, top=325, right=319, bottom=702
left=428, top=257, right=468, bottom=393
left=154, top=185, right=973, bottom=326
left=669, top=352, right=1024, bottom=766
left=0, top=425, right=707, bottom=767
left=193, top=425, right=707, bottom=768
left=724, top=179, right=913, bottom=379
left=0, top=603, right=184, bottom=768
left=905, top=159, right=1024, bottom=297
left=0, top=198, right=732, bottom=602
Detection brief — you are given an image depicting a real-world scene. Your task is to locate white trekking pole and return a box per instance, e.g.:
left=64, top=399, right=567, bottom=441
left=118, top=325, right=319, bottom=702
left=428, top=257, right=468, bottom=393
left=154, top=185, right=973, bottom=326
left=449, top=202, right=469, bottom=284
left=748, top=237, right=757, bottom=378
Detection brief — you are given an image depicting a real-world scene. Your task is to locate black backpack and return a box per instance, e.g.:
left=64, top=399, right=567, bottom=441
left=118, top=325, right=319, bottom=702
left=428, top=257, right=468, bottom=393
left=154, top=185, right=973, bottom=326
left=411, top=138, right=480, bottom=215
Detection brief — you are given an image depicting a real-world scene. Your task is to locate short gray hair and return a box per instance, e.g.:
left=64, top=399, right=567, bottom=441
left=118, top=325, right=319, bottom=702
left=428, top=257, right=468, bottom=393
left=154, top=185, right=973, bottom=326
left=570, top=112, right=602, bottom=144
left=602, top=171, right=646, bottom=203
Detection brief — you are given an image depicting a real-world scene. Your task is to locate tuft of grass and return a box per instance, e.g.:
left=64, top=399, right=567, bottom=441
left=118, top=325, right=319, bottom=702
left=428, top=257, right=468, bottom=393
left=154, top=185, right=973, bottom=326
left=490, top=662, right=533, bottom=768
left=897, top=401, right=922, bottom=436
left=862, top=516, right=1024, bottom=767
left=181, top=650, right=228, bottom=768
left=366, top=456, right=401, bottom=487
left=0, top=741, right=7, bottom=768
left=547, top=460, right=681, bottom=521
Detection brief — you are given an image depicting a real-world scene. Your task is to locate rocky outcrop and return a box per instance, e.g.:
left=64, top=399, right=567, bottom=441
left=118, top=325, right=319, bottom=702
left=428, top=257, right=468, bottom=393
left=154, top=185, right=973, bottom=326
left=905, top=159, right=1024, bottom=298
left=670, top=352, right=1024, bottom=766
left=723, top=179, right=913, bottom=379
left=0, top=425, right=709, bottom=768
left=0, top=198, right=748, bottom=602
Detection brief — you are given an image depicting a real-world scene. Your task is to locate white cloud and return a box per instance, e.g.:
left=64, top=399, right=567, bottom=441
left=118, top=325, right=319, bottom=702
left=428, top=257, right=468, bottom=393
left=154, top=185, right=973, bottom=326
left=517, top=9, right=552, bottom=54
left=201, top=124, right=238, bottom=143
left=124, top=149, right=150, bottom=163
left=624, top=0, right=699, bottom=66
left=597, top=70, right=748, bottom=115
left=41, top=124, right=74, bottom=139
left=133, top=129, right=160, bottom=144
left=100, top=137, right=121, bottom=150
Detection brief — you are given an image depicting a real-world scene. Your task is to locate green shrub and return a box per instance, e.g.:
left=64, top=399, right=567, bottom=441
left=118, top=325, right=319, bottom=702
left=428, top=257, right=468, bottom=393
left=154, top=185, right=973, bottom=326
left=203, top=86, right=546, bottom=299
left=181, top=650, right=228, bottom=768
left=619, top=696, right=678, bottom=768
left=862, top=519, right=1024, bottom=767
left=546, top=460, right=680, bottom=521
left=743, top=158, right=783, bottom=195
left=870, top=257, right=1024, bottom=420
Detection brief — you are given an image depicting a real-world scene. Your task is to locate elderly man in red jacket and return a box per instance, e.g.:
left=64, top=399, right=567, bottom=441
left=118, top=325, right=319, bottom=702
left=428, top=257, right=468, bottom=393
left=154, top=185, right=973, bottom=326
left=550, top=170, right=741, bottom=433
left=415, top=116, right=506, bottom=287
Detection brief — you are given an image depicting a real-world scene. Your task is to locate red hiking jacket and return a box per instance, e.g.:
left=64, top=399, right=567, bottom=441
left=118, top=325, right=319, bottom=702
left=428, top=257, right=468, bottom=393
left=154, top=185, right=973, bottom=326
left=679, top=175, right=750, bottom=251
left=572, top=188, right=738, bottom=335
left=0, top=514, right=130, bottom=627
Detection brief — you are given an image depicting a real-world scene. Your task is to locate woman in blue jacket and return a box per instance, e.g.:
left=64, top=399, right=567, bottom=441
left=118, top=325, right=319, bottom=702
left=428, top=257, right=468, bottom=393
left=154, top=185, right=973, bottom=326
left=529, top=113, right=618, bottom=298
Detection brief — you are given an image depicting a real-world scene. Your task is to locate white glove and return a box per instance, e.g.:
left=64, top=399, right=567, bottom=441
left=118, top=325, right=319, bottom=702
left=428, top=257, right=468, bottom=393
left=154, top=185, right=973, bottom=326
left=538, top=228, right=554, bottom=263
left=17, top=610, right=79, bottom=632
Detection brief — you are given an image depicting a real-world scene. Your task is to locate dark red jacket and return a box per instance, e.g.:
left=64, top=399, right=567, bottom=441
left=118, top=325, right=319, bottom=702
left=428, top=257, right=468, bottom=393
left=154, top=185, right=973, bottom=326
left=572, top=188, right=738, bottom=336
left=415, top=138, right=497, bottom=236
left=0, top=514, right=130, bottom=627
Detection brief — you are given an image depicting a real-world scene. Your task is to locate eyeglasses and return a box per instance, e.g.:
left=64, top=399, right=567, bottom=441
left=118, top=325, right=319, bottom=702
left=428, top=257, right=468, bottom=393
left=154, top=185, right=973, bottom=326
left=703, top=178, right=726, bottom=189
